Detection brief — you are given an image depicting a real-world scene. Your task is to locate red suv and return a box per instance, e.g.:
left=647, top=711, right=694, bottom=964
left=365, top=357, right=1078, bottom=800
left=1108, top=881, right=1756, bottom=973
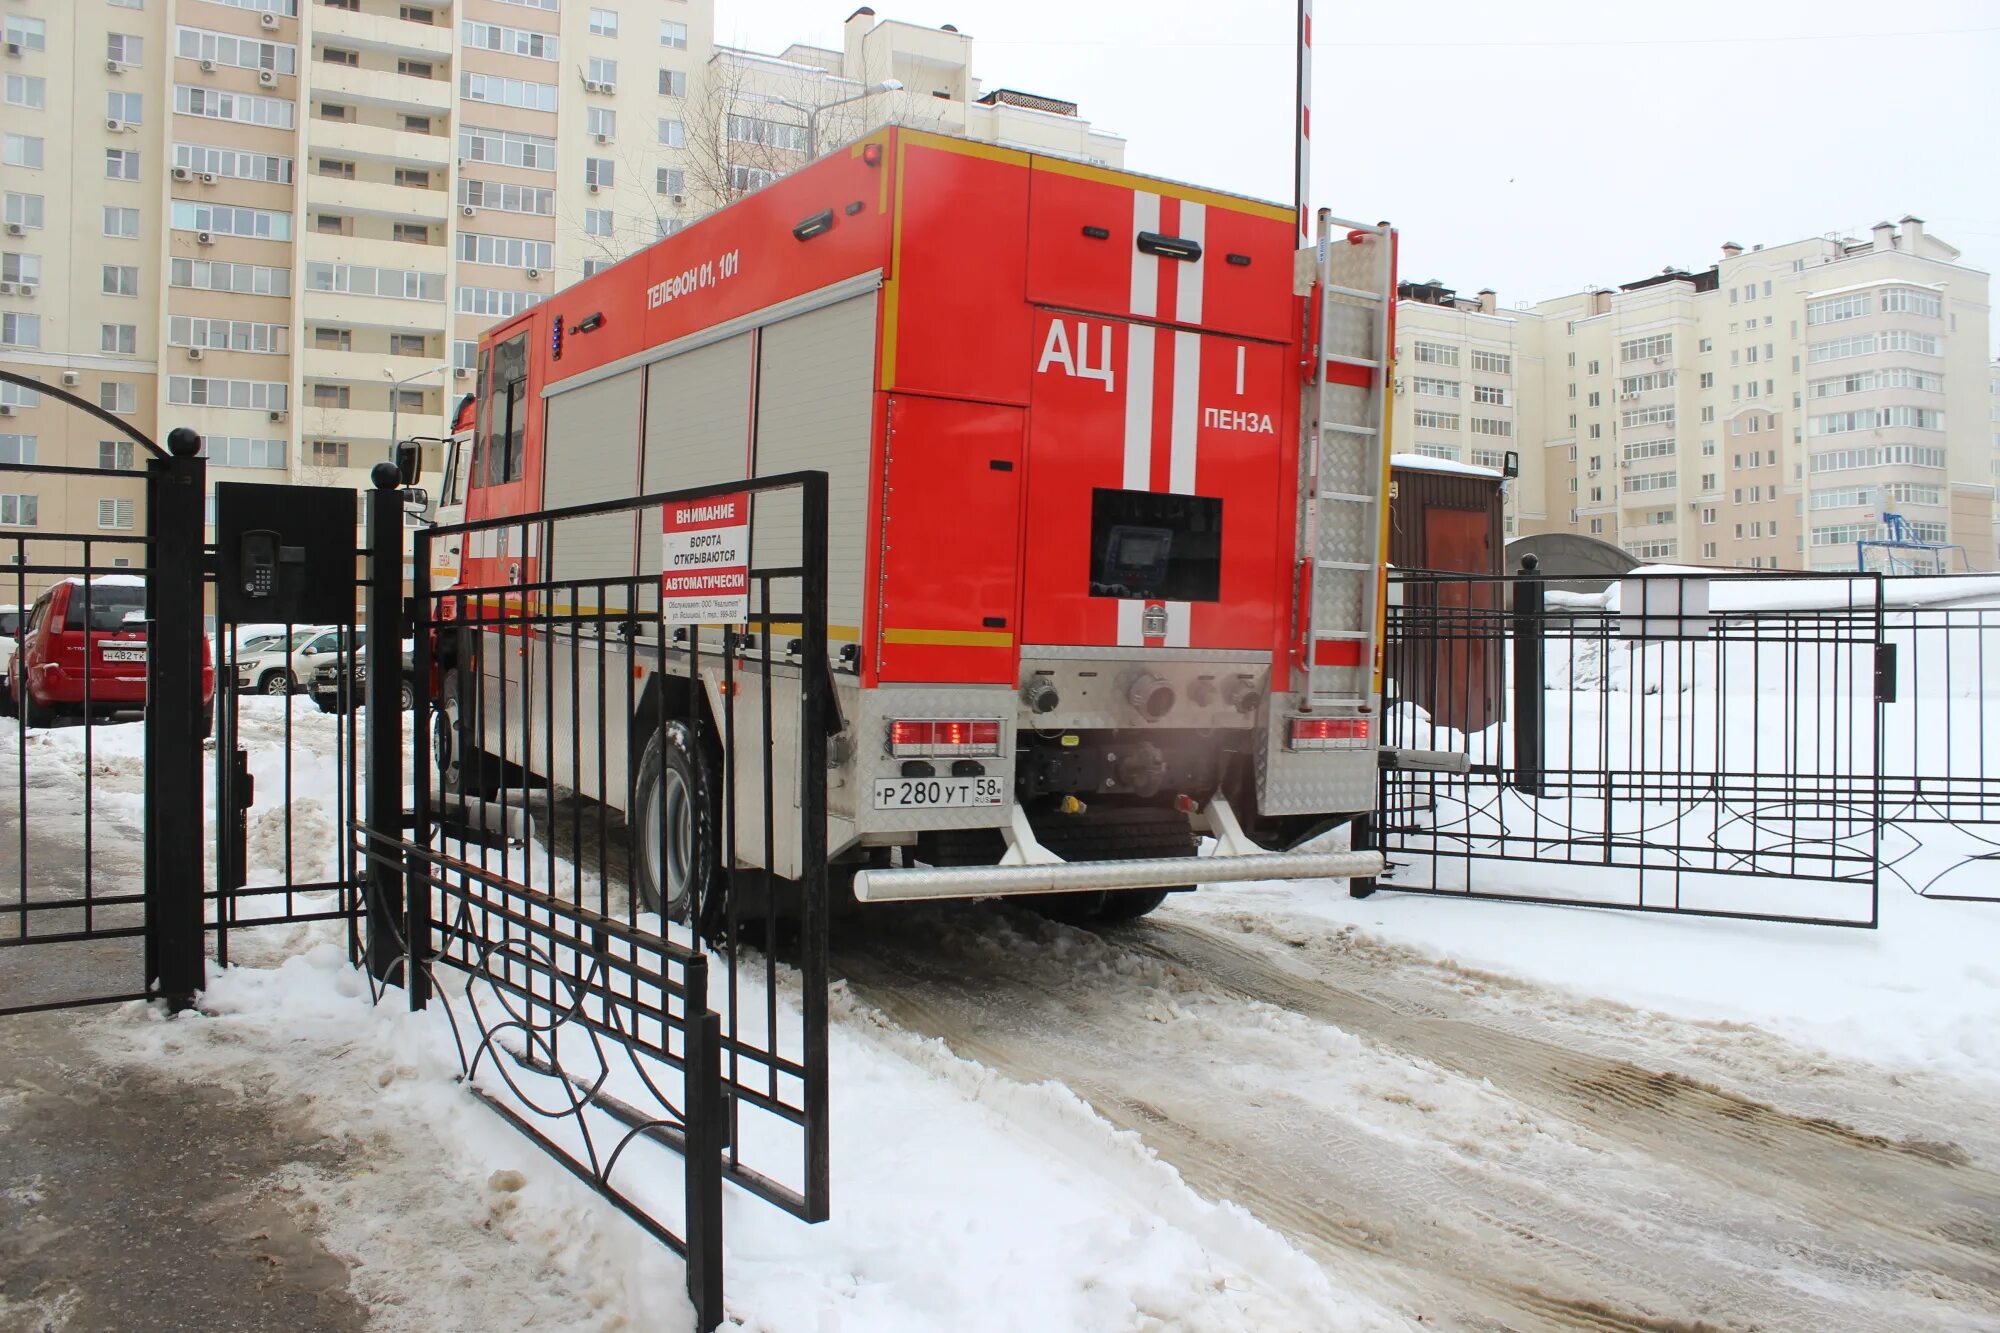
left=5, top=577, right=215, bottom=731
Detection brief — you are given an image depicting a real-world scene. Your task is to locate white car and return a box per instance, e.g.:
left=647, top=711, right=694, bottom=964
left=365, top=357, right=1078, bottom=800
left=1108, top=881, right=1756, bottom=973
left=0, top=605, right=19, bottom=715
left=232, top=625, right=349, bottom=696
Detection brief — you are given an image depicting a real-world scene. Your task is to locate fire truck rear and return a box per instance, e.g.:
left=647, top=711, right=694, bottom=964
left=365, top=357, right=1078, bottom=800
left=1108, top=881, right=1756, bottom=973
left=444, top=127, right=1392, bottom=920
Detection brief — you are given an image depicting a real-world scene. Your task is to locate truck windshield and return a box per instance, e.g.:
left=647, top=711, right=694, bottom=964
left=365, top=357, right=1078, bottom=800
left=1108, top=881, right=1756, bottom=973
left=64, top=584, right=148, bottom=632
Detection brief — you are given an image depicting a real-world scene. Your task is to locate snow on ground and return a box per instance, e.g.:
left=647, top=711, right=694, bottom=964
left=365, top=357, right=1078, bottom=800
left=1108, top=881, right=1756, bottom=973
left=92, top=929, right=1402, bottom=1333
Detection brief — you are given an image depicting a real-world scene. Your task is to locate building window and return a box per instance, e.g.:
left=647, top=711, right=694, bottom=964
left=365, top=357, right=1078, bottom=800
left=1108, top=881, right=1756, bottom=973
left=0, top=313, right=41, bottom=348
left=455, top=286, right=544, bottom=318
left=4, top=75, right=44, bottom=110
left=1619, top=333, right=1672, bottom=363
left=4, top=135, right=46, bottom=170
left=397, top=59, right=434, bottom=78
left=3, top=15, right=47, bottom=51
left=459, top=125, right=557, bottom=171
left=177, top=26, right=298, bottom=75
left=727, top=164, right=775, bottom=192
left=726, top=114, right=806, bottom=152
left=396, top=389, right=425, bottom=412
left=460, top=73, right=558, bottom=113
left=1620, top=404, right=1674, bottom=429
left=1410, top=377, right=1459, bottom=399
left=0, top=493, right=37, bottom=527
left=1411, top=410, right=1459, bottom=431
left=403, top=115, right=430, bottom=133
left=588, top=7, right=619, bottom=37
left=1469, top=349, right=1510, bottom=374
left=460, top=178, right=556, bottom=215
left=391, top=333, right=426, bottom=357
left=458, top=233, right=554, bottom=271
left=102, top=265, right=141, bottom=297
left=1587, top=391, right=1600, bottom=407
left=1413, top=443, right=1461, bottom=462
left=318, top=158, right=356, bottom=179
left=587, top=106, right=616, bottom=138
left=394, top=168, right=431, bottom=189
left=656, top=166, right=685, bottom=196
left=169, top=376, right=289, bottom=411
left=172, top=200, right=293, bottom=241
left=584, top=208, right=613, bottom=237
left=101, top=382, right=138, bottom=413
left=398, top=5, right=434, bottom=23
left=657, top=119, right=686, bottom=148
left=3, top=193, right=42, bottom=230
left=177, top=85, right=296, bottom=128
left=102, top=206, right=141, bottom=239
left=1806, top=292, right=1871, bottom=326
left=1469, top=417, right=1512, bottom=438
left=585, top=157, right=614, bottom=188
left=204, top=436, right=287, bottom=468
left=313, top=327, right=351, bottom=351
left=462, top=21, right=558, bottom=60
left=392, top=222, right=429, bottom=244
left=312, top=384, right=350, bottom=409
left=1698, top=338, right=1713, bottom=353
left=100, top=441, right=136, bottom=471
left=171, top=316, right=286, bottom=353
left=658, top=68, right=687, bottom=97
left=0, top=252, right=40, bottom=286
left=308, top=441, right=350, bottom=469
left=322, top=47, right=358, bottom=67
left=1880, top=287, right=1941, bottom=318
left=98, top=499, right=137, bottom=531
left=587, top=57, right=617, bottom=87
left=0, top=434, right=33, bottom=465
left=173, top=258, right=291, bottom=296
left=660, top=19, right=688, bottom=49
left=1472, top=384, right=1508, bottom=406
left=174, top=144, right=294, bottom=184
left=1412, top=341, right=1458, bottom=367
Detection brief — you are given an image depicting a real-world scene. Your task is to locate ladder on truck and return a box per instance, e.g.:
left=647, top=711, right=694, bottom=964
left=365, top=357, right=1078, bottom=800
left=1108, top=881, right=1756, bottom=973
left=1300, top=211, right=1397, bottom=716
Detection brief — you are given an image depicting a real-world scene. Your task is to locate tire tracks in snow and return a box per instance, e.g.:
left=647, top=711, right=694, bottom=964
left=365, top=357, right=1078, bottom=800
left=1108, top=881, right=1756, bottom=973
left=831, top=904, right=2000, bottom=1331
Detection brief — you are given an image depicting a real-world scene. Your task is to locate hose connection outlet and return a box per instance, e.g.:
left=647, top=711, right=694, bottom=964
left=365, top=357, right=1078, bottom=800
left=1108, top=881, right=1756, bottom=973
left=1022, top=676, right=1060, bottom=714
left=1125, top=672, right=1177, bottom=722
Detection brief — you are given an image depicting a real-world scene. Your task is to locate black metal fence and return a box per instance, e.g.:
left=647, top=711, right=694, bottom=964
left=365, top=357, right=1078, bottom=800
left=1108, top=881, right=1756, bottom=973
left=360, top=467, right=834, bottom=1328
left=1875, top=575, right=2000, bottom=900
left=1379, top=566, right=1888, bottom=927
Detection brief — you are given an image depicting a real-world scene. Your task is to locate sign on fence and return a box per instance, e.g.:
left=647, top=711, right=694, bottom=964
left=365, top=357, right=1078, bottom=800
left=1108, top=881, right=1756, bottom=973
left=661, top=491, right=750, bottom=625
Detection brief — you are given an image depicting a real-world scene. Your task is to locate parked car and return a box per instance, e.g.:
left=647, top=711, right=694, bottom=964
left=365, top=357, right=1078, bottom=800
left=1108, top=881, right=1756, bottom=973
left=0, top=605, right=20, bottom=716
left=5, top=577, right=216, bottom=731
left=309, top=639, right=417, bottom=715
left=232, top=625, right=347, bottom=696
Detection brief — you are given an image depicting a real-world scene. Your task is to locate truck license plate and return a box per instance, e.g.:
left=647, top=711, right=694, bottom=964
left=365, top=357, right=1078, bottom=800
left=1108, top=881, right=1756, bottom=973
left=872, top=776, right=1004, bottom=809
left=103, top=646, right=146, bottom=662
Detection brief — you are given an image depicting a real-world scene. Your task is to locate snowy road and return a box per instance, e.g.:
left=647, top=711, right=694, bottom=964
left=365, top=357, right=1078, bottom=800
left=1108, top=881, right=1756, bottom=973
left=832, top=900, right=2000, bottom=1331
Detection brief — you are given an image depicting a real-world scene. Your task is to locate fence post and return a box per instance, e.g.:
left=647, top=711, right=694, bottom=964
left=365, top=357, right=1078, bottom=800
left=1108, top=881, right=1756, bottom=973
left=363, top=464, right=406, bottom=986
left=681, top=953, right=726, bottom=1331
left=145, top=427, right=208, bottom=1011
left=405, top=527, right=432, bottom=1012
left=1510, top=553, right=1546, bottom=798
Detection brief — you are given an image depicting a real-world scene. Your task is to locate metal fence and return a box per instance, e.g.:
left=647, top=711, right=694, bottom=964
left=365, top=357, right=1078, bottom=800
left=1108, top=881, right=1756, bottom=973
left=360, top=467, right=834, bottom=1328
left=1378, top=566, right=1888, bottom=927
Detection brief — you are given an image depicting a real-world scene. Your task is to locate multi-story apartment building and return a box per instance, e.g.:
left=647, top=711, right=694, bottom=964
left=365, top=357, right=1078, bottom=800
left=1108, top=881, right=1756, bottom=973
left=689, top=9, right=1122, bottom=214
left=1396, top=217, right=1995, bottom=571
left=1, top=2, right=1112, bottom=589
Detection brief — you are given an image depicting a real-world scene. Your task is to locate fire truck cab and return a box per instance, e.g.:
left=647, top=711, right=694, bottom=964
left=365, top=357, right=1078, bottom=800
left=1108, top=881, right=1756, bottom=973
left=447, top=127, right=1391, bottom=919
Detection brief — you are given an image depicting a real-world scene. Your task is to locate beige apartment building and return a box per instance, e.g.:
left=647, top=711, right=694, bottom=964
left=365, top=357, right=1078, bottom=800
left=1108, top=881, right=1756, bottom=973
left=0, top=0, right=1114, bottom=587
left=1395, top=217, right=1996, bottom=572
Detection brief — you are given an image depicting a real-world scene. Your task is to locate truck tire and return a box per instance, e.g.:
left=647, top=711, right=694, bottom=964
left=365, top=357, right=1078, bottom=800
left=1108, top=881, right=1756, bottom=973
left=435, top=668, right=498, bottom=800
left=630, top=721, right=718, bottom=923
left=1029, top=807, right=1196, bottom=925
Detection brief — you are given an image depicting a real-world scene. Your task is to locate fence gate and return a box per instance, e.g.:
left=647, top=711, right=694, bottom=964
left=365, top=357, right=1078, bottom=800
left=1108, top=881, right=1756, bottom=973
left=0, top=379, right=208, bottom=1016
left=1377, top=566, right=1887, bottom=927
left=362, top=467, right=833, bottom=1329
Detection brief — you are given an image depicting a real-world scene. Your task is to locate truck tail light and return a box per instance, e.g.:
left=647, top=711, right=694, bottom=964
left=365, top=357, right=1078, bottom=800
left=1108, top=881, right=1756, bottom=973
left=1288, top=716, right=1371, bottom=752
left=888, top=719, right=1002, bottom=757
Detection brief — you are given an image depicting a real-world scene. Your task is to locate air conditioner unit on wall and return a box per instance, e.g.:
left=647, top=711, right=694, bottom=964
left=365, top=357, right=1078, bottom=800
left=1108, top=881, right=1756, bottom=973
left=259, top=11, right=280, bottom=29
left=525, top=268, right=540, bottom=279
left=587, top=182, right=599, bottom=194
left=454, top=366, right=468, bottom=380
left=172, top=166, right=193, bottom=181
left=0, top=405, right=13, bottom=417
left=61, top=371, right=79, bottom=386
left=3, top=222, right=21, bottom=236
left=197, top=231, right=214, bottom=245
left=269, top=410, right=286, bottom=422
left=200, top=172, right=218, bottom=184
left=4, top=43, right=21, bottom=60
left=0, top=282, right=14, bottom=296
left=461, top=204, right=476, bottom=217
left=187, top=347, right=204, bottom=361
left=257, top=69, right=277, bottom=88
left=106, top=118, right=126, bottom=132
left=200, top=58, right=216, bottom=72
left=106, top=60, right=125, bottom=75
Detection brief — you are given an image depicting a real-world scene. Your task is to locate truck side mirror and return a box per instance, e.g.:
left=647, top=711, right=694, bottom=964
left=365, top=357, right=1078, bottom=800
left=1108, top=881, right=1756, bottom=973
left=396, top=442, right=422, bottom=487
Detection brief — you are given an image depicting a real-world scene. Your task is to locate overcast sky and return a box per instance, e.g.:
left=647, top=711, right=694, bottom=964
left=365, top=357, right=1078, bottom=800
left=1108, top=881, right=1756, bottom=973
left=718, top=0, right=2000, bottom=345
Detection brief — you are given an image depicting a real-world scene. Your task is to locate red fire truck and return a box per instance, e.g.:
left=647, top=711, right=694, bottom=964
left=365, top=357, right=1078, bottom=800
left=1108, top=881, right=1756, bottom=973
left=443, top=127, right=1393, bottom=919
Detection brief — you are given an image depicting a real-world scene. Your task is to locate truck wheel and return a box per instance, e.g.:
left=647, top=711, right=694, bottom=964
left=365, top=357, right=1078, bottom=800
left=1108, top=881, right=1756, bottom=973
left=1030, top=807, right=1196, bottom=925
left=631, top=722, right=718, bottom=923
left=436, top=668, right=498, bottom=800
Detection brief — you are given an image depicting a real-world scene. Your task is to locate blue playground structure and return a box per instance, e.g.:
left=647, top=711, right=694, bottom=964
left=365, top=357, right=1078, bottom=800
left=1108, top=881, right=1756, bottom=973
left=1856, top=511, right=1971, bottom=575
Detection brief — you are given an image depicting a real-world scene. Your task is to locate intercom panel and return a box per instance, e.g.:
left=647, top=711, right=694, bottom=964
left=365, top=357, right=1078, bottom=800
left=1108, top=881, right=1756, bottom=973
left=214, top=482, right=358, bottom=625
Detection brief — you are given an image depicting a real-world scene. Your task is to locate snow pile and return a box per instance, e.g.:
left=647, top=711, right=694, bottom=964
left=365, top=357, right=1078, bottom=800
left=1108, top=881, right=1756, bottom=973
left=99, top=937, right=1401, bottom=1332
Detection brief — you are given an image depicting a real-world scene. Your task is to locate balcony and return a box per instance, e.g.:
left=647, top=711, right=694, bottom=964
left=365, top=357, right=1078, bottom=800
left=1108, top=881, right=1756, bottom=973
left=306, top=117, right=450, bottom=170
left=312, top=5, right=454, bottom=60
left=310, top=63, right=451, bottom=116
left=304, top=173, right=451, bottom=224
left=302, top=347, right=449, bottom=388
left=294, top=405, right=401, bottom=445
left=303, top=229, right=448, bottom=277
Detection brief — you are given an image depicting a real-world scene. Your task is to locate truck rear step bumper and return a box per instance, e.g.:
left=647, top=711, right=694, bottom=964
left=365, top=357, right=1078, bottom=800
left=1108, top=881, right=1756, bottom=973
left=852, top=847, right=1384, bottom=902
